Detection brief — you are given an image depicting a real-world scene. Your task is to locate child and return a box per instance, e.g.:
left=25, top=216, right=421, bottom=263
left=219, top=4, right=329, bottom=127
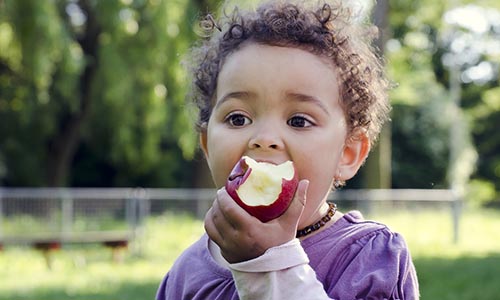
left=157, top=0, right=419, bottom=299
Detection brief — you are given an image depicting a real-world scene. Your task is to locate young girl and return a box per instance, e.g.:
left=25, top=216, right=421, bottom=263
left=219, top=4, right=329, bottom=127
left=157, top=0, right=419, bottom=299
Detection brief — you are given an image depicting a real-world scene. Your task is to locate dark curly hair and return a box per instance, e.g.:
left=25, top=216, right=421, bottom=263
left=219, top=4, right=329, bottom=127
left=187, top=0, right=390, bottom=145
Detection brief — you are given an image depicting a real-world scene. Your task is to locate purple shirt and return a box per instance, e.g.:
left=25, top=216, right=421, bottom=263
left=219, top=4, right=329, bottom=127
left=156, top=211, right=419, bottom=299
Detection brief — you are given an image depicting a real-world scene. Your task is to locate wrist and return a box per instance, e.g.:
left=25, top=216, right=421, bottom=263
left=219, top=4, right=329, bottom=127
left=229, top=239, right=308, bottom=273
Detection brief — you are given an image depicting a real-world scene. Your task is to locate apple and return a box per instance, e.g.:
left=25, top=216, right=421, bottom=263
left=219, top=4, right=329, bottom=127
left=225, top=156, right=298, bottom=222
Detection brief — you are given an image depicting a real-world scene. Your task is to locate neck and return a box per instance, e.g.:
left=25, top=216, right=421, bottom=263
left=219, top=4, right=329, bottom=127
left=296, top=202, right=338, bottom=239
left=300, top=201, right=330, bottom=229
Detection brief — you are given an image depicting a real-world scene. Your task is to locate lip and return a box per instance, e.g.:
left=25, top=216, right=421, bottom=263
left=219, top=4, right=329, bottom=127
left=228, top=169, right=245, bottom=181
left=248, top=157, right=284, bottom=166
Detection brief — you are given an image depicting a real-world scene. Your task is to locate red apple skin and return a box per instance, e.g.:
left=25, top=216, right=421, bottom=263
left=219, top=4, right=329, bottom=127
left=225, top=157, right=298, bottom=222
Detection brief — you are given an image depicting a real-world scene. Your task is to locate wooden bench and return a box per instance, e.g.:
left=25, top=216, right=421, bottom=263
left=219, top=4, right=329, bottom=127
left=0, top=231, right=133, bottom=268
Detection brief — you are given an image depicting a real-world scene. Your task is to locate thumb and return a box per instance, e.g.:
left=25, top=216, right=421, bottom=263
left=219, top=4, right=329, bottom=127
left=278, top=179, right=309, bottom=229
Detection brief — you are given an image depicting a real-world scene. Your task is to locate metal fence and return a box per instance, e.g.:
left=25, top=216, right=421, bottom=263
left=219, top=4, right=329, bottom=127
left=0, top=187, right=461, bottom=249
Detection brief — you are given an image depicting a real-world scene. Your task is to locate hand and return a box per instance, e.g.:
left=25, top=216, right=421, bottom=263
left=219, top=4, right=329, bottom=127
left=204, top=179, right=309, bottom=264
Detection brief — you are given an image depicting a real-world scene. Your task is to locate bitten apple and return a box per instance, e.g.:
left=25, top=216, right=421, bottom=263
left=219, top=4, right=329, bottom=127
left=225, top=156, right=298, bottom=222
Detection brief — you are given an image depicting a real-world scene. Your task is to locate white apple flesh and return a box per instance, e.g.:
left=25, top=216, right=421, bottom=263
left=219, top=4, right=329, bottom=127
left=225, top=156, right=298, bottom=222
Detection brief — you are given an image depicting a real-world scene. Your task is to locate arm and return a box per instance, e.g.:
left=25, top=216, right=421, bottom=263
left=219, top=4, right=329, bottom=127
left=227, top=239, right=332, bottom=300
left=204, top=180, right=333, bottom=299
left=324, top=229, right=420, bottom=300
left=225, top=231, right=419, bottom=300
left=204, top=184, right=419, bottom=299
left=207, top=217, right=419, bottom=300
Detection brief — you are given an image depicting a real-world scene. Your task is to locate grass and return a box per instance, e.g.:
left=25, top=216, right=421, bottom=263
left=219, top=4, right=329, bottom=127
left=371, top=208, right=500, bottom=300
left=1, top=207, right=499, bottom=299
left=0, top=213, right=205, bottom=300
left=2, top=214, right=130, bottom=235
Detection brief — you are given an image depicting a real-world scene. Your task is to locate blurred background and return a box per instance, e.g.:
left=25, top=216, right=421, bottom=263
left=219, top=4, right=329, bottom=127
left=0, top=0, right=499, bottom=299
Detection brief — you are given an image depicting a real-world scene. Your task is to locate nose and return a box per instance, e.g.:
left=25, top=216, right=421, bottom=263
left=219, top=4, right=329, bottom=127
left=248, top=127, right=284, bottom=150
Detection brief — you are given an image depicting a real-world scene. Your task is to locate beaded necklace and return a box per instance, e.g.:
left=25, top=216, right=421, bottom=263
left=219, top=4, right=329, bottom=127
left=296, top=202, right=337, bottom=238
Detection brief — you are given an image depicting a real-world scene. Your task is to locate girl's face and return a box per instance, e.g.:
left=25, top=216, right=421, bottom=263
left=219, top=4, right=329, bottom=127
left=201, top=43, right=369, bottom=228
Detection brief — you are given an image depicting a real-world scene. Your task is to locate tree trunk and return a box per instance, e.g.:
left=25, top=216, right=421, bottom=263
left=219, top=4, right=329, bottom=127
left=190, top=0, right=218, bottom=189
left=46, top=0, right=100, bottom=187
left=363, top=0, right=392, bottom=189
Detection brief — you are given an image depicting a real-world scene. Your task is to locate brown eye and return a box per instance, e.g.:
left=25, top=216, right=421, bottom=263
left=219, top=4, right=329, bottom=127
left=226, top=113, right=251, bottom=127
left=287, top=115, right=313, bottom=128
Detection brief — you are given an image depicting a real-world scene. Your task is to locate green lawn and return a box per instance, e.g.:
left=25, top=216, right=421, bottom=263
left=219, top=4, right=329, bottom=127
left=372, top=208, right=500, bottom=300
left=0, top=214, right=205, bottom=300
left=1, top=208, right=499, bottom=300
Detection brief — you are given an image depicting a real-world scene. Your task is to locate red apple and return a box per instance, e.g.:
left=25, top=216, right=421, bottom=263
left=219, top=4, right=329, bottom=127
left=225, top=156, right=298, bottom=222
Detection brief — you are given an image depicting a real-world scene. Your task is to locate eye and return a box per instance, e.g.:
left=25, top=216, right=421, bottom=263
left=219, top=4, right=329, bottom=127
left=287, top=115, right=314, bottom=128
left=225, top=112, right=252, bottom=127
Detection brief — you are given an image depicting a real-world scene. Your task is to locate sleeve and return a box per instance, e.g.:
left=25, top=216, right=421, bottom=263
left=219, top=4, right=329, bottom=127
left=155, top=273, right=168, bottom=300
left=327, top=230, right=420, bottom=300
left=228, top=231, right=419, bottom=300
left=228, top=239, right=332, bottom=300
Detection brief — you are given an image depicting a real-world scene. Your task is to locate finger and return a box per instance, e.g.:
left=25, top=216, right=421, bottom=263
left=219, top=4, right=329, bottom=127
left=277, top=179, right=309, bottom=229
left=205, top=189, right=238, bottom=241
left=204, top=206, right=225, bottom=245
left=213, top=190, right=241, bottom=232
left=216, top=187, right=256, bottom=229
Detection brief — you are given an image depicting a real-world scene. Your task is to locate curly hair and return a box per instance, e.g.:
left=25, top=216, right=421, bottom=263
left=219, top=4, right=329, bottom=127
left=187, top=0, right=390, bottom=145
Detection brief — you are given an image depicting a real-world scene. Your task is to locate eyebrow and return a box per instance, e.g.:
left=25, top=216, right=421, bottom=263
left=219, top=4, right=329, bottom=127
left=286, top=92, right=331, bottom=116
left=214, top=91, right=255, bottom=109
left=215, top=90, right=331, bottom=116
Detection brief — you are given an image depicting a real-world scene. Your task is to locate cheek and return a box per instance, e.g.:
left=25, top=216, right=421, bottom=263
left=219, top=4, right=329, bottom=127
left=206, top=129, right=244, bottom=188
left=295, top=141, right=343, bottom=177
left=304, top=165, right=336, bottom=196
left=293, top=139, right=343, bottom=199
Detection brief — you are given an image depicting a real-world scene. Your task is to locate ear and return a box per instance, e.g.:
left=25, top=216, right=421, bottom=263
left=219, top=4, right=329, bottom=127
left=338, top=131, right=371, bottom=181
left=199, top=126, right=209, bottom=159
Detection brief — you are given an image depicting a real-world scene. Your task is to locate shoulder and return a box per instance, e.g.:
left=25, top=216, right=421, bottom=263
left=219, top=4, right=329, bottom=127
left=343, top=210, right=410, bottom=250
left=306, top=210, right=413, bottom=265
left=156, top=234, right=236, bottom=300
left=304, top=211, right=419, bottom=299
left=303, top=210, right=408, bottom=253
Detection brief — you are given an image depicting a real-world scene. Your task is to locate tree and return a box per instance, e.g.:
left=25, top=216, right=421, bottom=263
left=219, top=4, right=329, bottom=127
left=0, top=0, right=209, bottom=187
left=385, top=0, right=453, bottom=190
left=1, top=0, right=498, bottom=204
left=361, top=0, right=392, bottom=189
left=385, top=0, right=500, bottom=204
left=440, top=4, right=500, bottom=205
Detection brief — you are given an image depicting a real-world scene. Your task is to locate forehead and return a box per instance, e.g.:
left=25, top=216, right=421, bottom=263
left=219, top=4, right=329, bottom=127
left=217, top=43, right=340, bottom=99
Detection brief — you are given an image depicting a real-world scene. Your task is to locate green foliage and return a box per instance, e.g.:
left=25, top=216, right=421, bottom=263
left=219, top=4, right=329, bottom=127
left=0, top=0, right=71, bottom=185
left=391, top=103, right=450, bottom=188
left=467, top=179, right=497, bottom=207
left=386, top=0, right=451, bottom=188
left=468, top=86, right=500, bottom=196
left=0, top=0, right=498, bottom=200
left=386, top=0, right=499, bottom=203
left=0, top=0, right=211, bottom=187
